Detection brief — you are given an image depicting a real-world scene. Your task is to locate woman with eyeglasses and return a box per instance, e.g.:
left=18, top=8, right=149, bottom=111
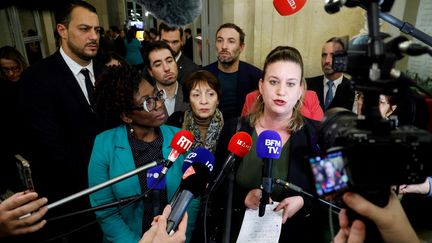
left=0, top=46, right=29, bottom=194
left=167, top=70, right=223, bottom=153
left=88, top=65, right=199, bottom=243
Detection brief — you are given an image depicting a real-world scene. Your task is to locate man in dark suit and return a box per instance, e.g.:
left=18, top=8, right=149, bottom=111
left=306, top=37, right=355, bottom=111
left=144, top=41, right=188, bottom=117
left=183, top=28, right=194, bottom=60
left=159, top=23, right=200, bottom=86
left=204, top=23, right=262, bottom=121
left=16, top=1, right=103, bottom=242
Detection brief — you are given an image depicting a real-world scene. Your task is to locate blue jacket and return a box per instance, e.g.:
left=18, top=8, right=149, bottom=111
left=88, top=124, right=199, bottom=243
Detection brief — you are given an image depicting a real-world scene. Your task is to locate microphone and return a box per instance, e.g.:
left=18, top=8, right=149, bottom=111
left=166, top=162, right=212, bottom=233
left=208, top=131, right=252, bottom=194
left=273, top=0, right=307, bottom=16
left=162, top=130, right=194, bottom=175
left=47, top=159, right=164, bottom=210
left=171, top=147, right=215, bottom=208
left=256, top=130, right=282, bottom=217
left=140, top=0, right=202, bottom=27
left=274, top=178, right=341, bottom=213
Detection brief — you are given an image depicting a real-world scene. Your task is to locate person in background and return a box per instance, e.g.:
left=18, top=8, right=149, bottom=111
left=144, top=41, right=188, bottom=117
left=100, top=51, right=126, bottom=67
left=306, top=37, right=355, bottom=112
left=211, top=46, right=322, bottom=242
left=183, top=28, right=194, bottom=60
left=167, top=70, right=223, bottom=153
left=334, top=191, right=420, bottom=243
left=0, top=46, right=28, bottom=198
left=0, top=192, right=48, bottom=238
left=16, top=1, right=104, bottom=241
left=25, top=29, right=43, bottom=65
left=110, top=25, right=126, bottom=57
left=149, top=28, right=159, bottom=41
left=124, top=27, right=145, bottom=70
left=159, top=23, right=200, bottom=86
left=204, top=23, right=261, bottom=121
left=89, top=65, right=199, bottom=243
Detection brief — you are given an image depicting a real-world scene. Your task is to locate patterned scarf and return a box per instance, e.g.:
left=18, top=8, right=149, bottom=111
left=182, top=108, right=224, bottom=153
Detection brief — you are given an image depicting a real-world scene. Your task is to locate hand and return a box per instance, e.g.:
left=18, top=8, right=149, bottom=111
left=139, top=205, right=187, bottom=243
left=0, top=191, right=48, bottom=237
left=273, top=196, right=304, bottom=224
left=333, top=191, right=420, bottom=243
left=399, top=177, right=430, bottom=195
left=244, top=188, right=273, bottom=210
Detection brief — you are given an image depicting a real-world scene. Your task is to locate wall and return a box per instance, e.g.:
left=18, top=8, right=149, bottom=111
left=219, top=0, right=369, bottom=77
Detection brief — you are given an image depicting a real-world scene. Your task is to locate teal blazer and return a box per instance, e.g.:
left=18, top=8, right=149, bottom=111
left=88, top=124, right=199, bottom=243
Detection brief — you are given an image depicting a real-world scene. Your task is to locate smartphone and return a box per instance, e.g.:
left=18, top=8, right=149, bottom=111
left=309, top=149, right=349, bottom=198
left=15, top=154, right=35, bottom=191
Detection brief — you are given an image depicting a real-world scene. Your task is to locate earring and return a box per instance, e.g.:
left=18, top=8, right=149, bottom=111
left=129, top=126, right=135, bottom=136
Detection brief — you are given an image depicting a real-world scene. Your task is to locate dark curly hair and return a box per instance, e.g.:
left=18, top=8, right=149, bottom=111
left=95, top=65, right=151, bottom=130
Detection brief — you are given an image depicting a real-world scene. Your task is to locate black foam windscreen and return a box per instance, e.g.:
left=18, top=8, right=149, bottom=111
left=180, top=162, right=210, bottom=197
left=138, top=0, right=202, bottom=27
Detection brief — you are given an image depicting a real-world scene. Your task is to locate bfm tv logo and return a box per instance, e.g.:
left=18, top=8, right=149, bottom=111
left=265, top=139, right=281, bottom=155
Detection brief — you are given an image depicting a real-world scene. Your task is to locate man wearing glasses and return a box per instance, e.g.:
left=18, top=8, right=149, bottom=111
left=144, top=41, right=189, bottom=117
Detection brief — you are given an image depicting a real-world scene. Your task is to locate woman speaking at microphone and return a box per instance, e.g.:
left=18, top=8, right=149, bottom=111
left=88, top=65, right=199, bottom=243
left=212, top=46, right=323, bottom=242
left=167, top=70, right=224, bottom=153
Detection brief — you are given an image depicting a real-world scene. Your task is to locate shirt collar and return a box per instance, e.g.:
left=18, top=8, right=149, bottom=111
left=324, top=75, right=343, bottom=87
left=175, top=51, right=182, bottom=63
left=60, top=47, right=94, bottom=77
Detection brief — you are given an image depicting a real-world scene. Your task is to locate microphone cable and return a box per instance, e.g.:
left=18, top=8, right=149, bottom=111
left=42, top=165, right=169, bottom=243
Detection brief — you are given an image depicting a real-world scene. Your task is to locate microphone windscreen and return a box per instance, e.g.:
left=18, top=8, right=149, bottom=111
left=170, top=130, right=194, bottom=154
left=180, top=163, right=210, bottom=196
left=182, top=147, right=215, bottom=173
left=228, top=131, right=253, bottom=158
left=139, top=0, right=202, bottom=27
left=256, top=130, right=282, bottom=159
left=273, top=0, right=307, bottom=16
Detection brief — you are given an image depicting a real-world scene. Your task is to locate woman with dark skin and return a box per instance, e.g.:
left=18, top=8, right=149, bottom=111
left=88, top=65, right=199, bottom=243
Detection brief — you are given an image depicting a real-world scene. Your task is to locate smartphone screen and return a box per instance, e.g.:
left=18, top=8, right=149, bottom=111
left=309, top=150, right=349, bottom=197
left=15, top=155, right=35, bottom=191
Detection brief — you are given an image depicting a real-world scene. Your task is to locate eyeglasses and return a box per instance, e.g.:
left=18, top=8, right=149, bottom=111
left=1, top=66, right=21, bottom=73
left=132, top=89, right=166, bottom=112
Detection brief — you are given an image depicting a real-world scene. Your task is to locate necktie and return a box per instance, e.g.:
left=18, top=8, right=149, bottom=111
left=80, top=68, right=94, bottom=107
left=325, top=80, right=334, bottom=109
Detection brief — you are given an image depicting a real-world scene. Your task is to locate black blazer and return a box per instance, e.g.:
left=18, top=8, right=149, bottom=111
left=176, top=52, right=200, bottom=86
left=306, top=75, right=355, bottom=111
left=17, top=51, right=104, bottom=202
left=204, top=61, right=262, bottom=121
left=207, top=116, right=324, bottom=243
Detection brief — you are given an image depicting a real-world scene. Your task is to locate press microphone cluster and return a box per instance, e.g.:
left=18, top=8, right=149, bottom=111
left=167, top=147, right=215, bottom=233
left=256, top=130, right=282, bottom=217
left=47, top=130, right=193, bottom=211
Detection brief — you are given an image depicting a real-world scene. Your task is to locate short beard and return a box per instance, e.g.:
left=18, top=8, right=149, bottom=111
left=217, top=56, right=236, bottom=67
left=67, top=40, right=97, bottom=61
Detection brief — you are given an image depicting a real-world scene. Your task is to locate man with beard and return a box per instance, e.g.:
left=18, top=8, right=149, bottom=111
left=159, top=23, right=200, bottom=86
left=16, top=1, right=104, bottom=242
left=306, top=37, right=355, bottom=111
left=145, top=41, right=188, bottom=116
left=204, top=23, right=262, bottom=121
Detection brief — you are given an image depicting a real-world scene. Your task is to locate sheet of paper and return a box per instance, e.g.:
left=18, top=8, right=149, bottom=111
left=236, top=202, right=282, bottom=243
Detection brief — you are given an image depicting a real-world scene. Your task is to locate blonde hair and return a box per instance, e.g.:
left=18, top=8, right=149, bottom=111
left=250, top=46, right=306, bottom=132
